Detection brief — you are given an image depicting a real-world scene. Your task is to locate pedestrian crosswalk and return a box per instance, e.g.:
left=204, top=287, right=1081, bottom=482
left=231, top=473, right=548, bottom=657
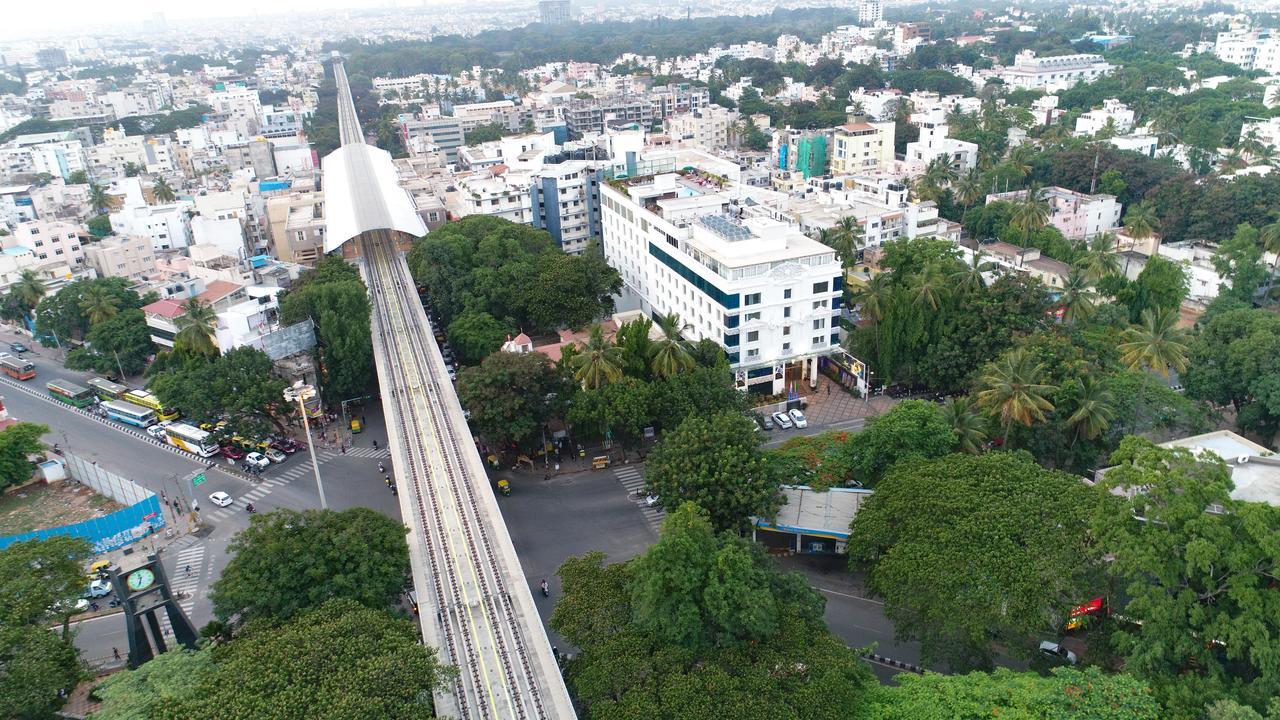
left=316, top=446, right=390, bottom=460
left=613, top=465, right=664, bottom=531
left=159, top=544, right=205, bottom=639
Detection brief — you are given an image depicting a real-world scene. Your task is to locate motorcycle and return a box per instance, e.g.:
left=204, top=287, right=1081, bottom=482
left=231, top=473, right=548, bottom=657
left=246, top=503, right=256, bottom=514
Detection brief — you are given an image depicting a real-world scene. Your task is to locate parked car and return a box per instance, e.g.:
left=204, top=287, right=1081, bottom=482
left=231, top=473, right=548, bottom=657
left=789, top=409, right=809, bottom=428
left=209, top=491, right=234, bottom=508
left=85, top=579, right=112, bottom=599
left=146, top=425, right=168, bottom=440
left=221, top=445, right=245, bottom=460
left=270, top=438, right=300, bottom=454
left=757, top=413, right=774, bottom=431
left=245, top=452, right=270, bottom=470
left=771, top=411, right=794, bottom=429
left=1038, top=640, right=1078, bottom=665
left=263, top=448, right=287, bottom=464
left=9, top=342, right=28, bottom=354
left=645, top=494, right=661, bottom=507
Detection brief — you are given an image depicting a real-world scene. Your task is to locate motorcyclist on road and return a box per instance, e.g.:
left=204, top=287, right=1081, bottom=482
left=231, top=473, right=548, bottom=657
left=540, top=579, right=549, bottom=597
left=246, top=503, right=255, bottom=513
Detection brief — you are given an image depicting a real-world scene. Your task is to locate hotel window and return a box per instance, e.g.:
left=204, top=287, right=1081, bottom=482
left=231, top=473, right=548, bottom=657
left=745, top=311, right=761, bottom=321
left=783, top=288, right=791, bottom=299
left=747, top=331, right=759, bottom=342
left=746, top=348, right=760, bottom=359
left=813, top=318, right=826, bottom=329
left=783, top=307, right=791, bottom=318
left=744, top=293, right=761, bottom=305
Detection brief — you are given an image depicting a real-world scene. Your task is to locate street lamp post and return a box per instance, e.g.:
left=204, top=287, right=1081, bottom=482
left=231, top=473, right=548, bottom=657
left=284, top=381, right=328, bottom=510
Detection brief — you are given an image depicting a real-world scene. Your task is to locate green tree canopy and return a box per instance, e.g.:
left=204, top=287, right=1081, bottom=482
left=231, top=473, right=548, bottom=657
left=149, top=348, right=288, bottom=436
left=445, top=310, right=508, bottom=365
left=456, top=350, right=567, bottom=447
left=0, top=535, right=91, bottom=628
left=848, top=451, right=1103, bottom=671
left=91, top=649, right=211, bottom=720
left=279, top=257, right=373, bottom=402
left=643, top=411, right=783, bottom=532
left=0, top=624, right=83, bottom=720
left=34, top=278, right=144, bottom=344
left=65, top=308, right=154, bottom=377
left=840, top=400, right=956, bottom=485
left=209, top=508, right=409, bottom=625
left=0, top=422, right=50, bottom=492
left=1184, top=306, right=1280, bottom=436
left=1092, top=437, right=1280, bottom=717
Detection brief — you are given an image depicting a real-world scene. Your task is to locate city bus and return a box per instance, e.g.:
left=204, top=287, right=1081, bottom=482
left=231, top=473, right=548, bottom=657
left=123, top=389, right=179, bottom=422
left=0, top=357, right=36, bottom=381
left=47, top=380, right=95, bottom=408
left=163, top=422, right=220, bottom=457
left=101, top=400, right=156, bottom=428
left=87, top=377, right=129, bottom=401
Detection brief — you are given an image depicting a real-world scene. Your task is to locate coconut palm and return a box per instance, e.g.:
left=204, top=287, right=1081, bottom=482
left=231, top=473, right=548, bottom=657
left=1122, top=201, right=1159, bottom=243
left=1260, top=220, right=1280, bottom=300
left=1010, top=187, right=1051, bottom=244
left=571, top=324, right=623, bottom=389
left=976, top=347, right=1057, bottom=445
left=152, top=177, right=176, bottom=203
left=649, top=313, right=695, bottom=379
left=1067, top=377, right=1116, bottom=442
left=88, top=183, right=111, bottom=215
left=941, top=396, right=988, bottom=454
left=951, top=249, right=996, bottom=294
left=9, top=269, right=46, bottom=326
left=1076, top=232, right=1122, bottom=281
left=79, top=284, right=121, bottom=325
left=953, top=167, right=985, bottom=215
left=174, top=297, right=218, bottom=357
left=911, top=264, right=947, bottom=312
left=1058, top=269, right=1098, bottom=326
left=1118, top=308, right=1189, bottom=378
left=834, top=215, right=865, bottom=268
left=849, top=273, right=891, bottom=325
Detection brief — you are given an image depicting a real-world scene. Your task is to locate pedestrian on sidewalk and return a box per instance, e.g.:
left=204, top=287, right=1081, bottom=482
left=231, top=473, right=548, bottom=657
left=112, top=647, right=121, bottom=661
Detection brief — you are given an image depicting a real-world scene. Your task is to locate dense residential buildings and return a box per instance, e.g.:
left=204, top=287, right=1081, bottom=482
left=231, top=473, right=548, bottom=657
left=904, top=107, right=978, bottom=174
left=991, top=50, right=1114, bottom=91
left=1074, top=99, right=1136, bottom=137
left=539, top=0, right=572, bottom=25
left=84, top=234, right=157, bottom=280
left=985, top=186, right=1122, bottom=240
left=830, top=121, right=895, bottom=174
left=1213, top=28, right=1280, bottom=74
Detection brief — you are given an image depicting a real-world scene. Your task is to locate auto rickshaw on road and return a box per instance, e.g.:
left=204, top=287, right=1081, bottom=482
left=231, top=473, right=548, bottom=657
left=496, top=479, right=511, bottom=496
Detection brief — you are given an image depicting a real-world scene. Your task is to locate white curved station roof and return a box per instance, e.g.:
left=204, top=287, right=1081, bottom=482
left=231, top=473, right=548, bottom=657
left=322, top=141, right=426, bottom=252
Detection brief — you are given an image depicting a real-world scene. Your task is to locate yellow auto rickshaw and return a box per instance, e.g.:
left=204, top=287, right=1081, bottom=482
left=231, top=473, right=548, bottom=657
left=350, top=417, right=363, bottom=434
left=496, top=479, right=511, bottom=496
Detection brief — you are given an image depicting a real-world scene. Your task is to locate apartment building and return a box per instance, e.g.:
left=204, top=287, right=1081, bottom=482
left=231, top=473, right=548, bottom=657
left=830, top=121, right=895, bottom=174
left=995, top=50, right=1114, bottom=91
left=1074, top=98, right=1136, bottom=136
left=666, top=106, right=740, bottom=150
left=539, top=0, right=571, bottom=25
left=779, top=174, right=959, bottom=248
left=600, top=171, right=843, bottom=394
left=904, top=107, right=978, bottom=173
left=648, top=84, right=711, bottom=120
left=455, top=170, right=532, bottom=223
left=858, top=0, right=883, bottom=25
left=84, top=234, right=156, bottom=279
left=5, top=219, right=85, bottom=271
left=985, top=186, right=1121, bottom=239
left=530, top=160, right=601, bottom=254
left=110, top=201, right=194, bottom=251
left=266, top=190, right=326, bottom=266
left=564, top=97, right=652, bottom=137
left=401, top=115, right=466, bottom=164
left=1214, top=28, right=1280, bottom=74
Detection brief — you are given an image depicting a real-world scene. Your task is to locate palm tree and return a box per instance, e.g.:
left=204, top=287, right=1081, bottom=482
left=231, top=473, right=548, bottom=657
left=976, top=347, right=1057, bottom=445
left=649, top=313, right=695, bottom=379
left=849, top=273, right=891, bottom=325
left=1058, top=269, right=1098, bottom=326
left=88, top=183, right=111, bottom=215
left=570, top=324, right=623, bottom=389
left=79, top=284, right=121, bottom=325
left=1118, top=308, right=1189, bottom=378
left=941, top=396, right=988, bottom=454
left=1259, top=220, right=1280, bottom=301
left=1010, top=187, right=1051, bottom=244
left=174, top=298, right=218, bottom=357
left=10, top=269, right=46, bottom=327
left=951, top=249, right=996, bottom=294
left=953, top=167, right=985, bottom=215
left=911, top=264, right=947, bottom=312
left=1067, top=377, right=1116, bottom=442
left=1122, top=201, right=1159, bottom=243
left=1076, top=232, right=1122, bottom=281
left=152, top=177, right=176, bottom=203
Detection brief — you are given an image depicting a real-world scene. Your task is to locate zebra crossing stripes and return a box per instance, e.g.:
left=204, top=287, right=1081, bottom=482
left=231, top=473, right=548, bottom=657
left=613, top=465, right=664, bottom=531
left=159, top=544, right=205, bottom=638
left=315, top=446, right=389, bottom=460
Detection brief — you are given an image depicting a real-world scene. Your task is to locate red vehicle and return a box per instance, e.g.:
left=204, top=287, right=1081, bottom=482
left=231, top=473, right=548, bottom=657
left=1065, top=596, right=1108, bottom=631
left=221, top=445, right=245, bottom=460
left=271, top=438, right=302, bottom=454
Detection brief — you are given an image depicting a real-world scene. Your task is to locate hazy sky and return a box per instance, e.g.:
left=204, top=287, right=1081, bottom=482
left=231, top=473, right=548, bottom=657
left=6, top=0, right=431, bottom=39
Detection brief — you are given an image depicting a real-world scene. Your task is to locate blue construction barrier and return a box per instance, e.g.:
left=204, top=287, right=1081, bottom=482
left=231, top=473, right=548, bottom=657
left=0, top=494, right=166, bottom=554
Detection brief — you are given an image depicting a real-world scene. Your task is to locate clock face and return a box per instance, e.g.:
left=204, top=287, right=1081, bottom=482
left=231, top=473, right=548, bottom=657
left=127, top=568, right=155, bottom=592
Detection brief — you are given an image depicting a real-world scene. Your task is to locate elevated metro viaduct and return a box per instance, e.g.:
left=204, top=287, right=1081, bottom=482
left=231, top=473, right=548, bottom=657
left=321, top=59, right=576, bottom=720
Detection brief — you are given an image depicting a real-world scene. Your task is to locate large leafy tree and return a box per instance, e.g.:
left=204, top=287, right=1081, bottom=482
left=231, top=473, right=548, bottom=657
left=9, top=269, right=46, bottom=325
left=445, top=310, right=507, bottom=365
left=209, top=508, right=409, bottom=625
left=863, top=667, right=1161, bottom=719
left=1184, top=306, right=1280, bottom=434
left=1093, top=438, right=1280, bottom=718
left=0, top=422, right=50, bottom=492
left=34, top=277, right=144, bottom=343
left=1211, top=223, right=1269, bottom=302
left=279, top=257, right=373, bottom=401
left=847, top=451, right=1102, bottom=672
left=0, top=535, right=91, bottom=630
left=643, top=411, right=784, bottom=532
left=65, top=308, right=154, bottom=376
left=551, top=505, right=875, bottom=719
left=841, top=400, right=956, bottom=485
left=90, top=649, right=210, bottom=720
left=0, top=624, right=83, bottom=720
left=456, top=350, right=567, bottom=447
left=150, top=348, right=288, bottom=435
left=153, top=600, right=447, bottom=720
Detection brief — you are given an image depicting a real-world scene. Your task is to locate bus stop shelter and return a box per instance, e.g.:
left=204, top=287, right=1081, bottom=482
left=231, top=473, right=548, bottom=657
left=752, top=485, right=872, bottom=555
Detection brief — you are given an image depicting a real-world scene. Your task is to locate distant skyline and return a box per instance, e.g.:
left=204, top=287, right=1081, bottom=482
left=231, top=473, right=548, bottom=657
left=2, top=0, right=478, bottom=40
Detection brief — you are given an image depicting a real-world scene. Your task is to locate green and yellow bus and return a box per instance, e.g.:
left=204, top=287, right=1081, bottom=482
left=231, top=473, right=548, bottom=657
left=87, top=377, right=129, bottom=402
left=123, top=389, right=179, bottom=422
left=48, top=380, right=95, bottom=408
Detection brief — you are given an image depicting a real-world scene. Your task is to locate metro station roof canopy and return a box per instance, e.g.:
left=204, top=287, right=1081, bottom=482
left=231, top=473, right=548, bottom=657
left=322, top=142, right=426, bottom=253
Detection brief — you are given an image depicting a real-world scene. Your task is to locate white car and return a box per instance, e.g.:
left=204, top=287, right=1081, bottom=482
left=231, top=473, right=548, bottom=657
left=145, top=425, right=167, bottom=440
left=645, top=494, right=661, bottom=507
left=771, top=411, right=794, bottom=430
left=84, top=579, right=112, bottom=599
left=245, top=452, right=270, bottom=469
left=263, top=448, right=287, bottom=464
left=209, top=491, right=234, bottom=508
left=1039, top=640, right=1078, bottom=665
left=789, top=409, right=808, bottom=428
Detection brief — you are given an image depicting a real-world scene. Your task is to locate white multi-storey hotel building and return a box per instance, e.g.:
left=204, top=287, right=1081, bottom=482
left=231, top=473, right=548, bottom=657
left=601, top=172, right=843, bottom=395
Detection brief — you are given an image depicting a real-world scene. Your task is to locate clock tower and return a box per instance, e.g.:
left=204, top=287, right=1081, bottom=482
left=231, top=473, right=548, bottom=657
left=107, top=555, right=199, bottom=667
